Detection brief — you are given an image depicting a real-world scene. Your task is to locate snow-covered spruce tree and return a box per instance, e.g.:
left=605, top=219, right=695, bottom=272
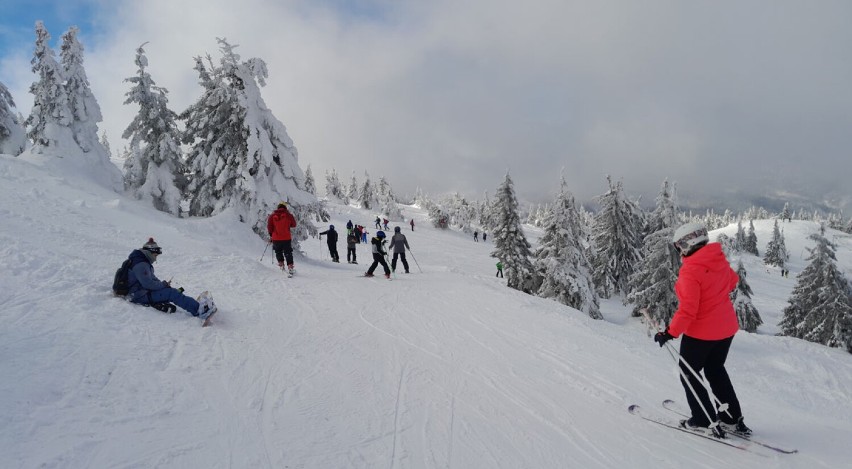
left=358, top=173, right=375, bottom=210
left=181, top=39, right=326, bottom=242
left=744, top=219, right=759, bottom=256
left=781, top=202, right=791, bottom=222
left=347, top=173, right=359, bottom=202
left=732, top=260, right=763, bottom=332
left=0, top=81, right=26, bottom=155
left=122, top=43, right=185, bottom=215
left=99, top=131, right=112, bottom=159
left=590, top=176, right=644, bottom=298
left=626, top=179, right=680, bottom=322
left=304, top=164, right=316, bottom=195
left=26, top=22, right=72, bottom=151
left=533, top=178, right=601, bottom=319
left=25, top=22, right=121, bottom=189
left=324, top=169, right=346, bottom=202
left=491, top=173, right=537, bottom=293
left=61, top=26, right=100, bottom=153
left=779, top=225, right=852, bottom=352
left=734, top=220, right=746, bottom=252
left=763, top=219, right=787, bottom=267
left=376, top=176, right=403, bottom=221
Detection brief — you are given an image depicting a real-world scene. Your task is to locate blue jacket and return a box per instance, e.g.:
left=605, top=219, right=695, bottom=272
left=126, top=249, right=167, bottom=303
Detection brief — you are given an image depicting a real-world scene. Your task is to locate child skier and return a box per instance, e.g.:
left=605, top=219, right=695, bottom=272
left=365, top=231, right=391, bottom=278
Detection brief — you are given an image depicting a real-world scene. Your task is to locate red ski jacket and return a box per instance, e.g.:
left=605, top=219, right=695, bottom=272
left=668, top=243, right=740, bottom=340
left=267, top=208, right=297, bottom=241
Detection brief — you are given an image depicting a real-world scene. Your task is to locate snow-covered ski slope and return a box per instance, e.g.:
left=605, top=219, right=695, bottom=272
left=1, top=153, right=851, bottom=468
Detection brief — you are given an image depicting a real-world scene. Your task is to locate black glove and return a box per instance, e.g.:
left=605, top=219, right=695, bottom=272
left=654, top=330, right=675, bottom=347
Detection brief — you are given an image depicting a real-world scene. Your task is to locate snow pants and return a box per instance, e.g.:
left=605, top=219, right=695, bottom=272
left=391, top=252, right=409, bottom=273
left=133, top=287, right=200, bottom=316
left=678, top=335, right=743, bottom=426
left=367, top=253, right=391, bottom=275
left=347, top=246, right=357, bottom=263
left=273, top=240, right=294, bottom=266
left=327, top=242, right=339, bottom=262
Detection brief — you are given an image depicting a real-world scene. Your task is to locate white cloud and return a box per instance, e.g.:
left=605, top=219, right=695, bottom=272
left=3, top=0, right=851, bottom=207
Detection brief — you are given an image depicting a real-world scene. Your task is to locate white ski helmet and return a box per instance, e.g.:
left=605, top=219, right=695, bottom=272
left=672, top=222, right=709, bottom=256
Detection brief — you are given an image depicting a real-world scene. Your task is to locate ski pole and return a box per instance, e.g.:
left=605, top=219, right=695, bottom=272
left=407, top=247, right=423, bottom=273
left=641, top=309, right=723, bottom=432
left=260, top=241, right=271, bottom=262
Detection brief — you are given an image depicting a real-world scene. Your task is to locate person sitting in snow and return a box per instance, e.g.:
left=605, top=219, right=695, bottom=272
left=125, top=238, right=216, bottom=321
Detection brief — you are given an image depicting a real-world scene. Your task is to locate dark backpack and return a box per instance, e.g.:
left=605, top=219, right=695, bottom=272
left=112, top=258, right=135, bottom=296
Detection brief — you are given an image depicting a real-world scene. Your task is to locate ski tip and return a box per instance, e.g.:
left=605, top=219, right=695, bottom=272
left=662, top=399, right=676, bottom=406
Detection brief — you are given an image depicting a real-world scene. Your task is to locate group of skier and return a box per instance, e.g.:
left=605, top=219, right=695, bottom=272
left=114, top=205, right=753, bottom=442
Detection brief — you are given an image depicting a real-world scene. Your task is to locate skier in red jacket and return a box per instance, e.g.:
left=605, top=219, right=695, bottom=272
left=267, top=202, right=297, bottom=275
left=654, top=222, right=751, bottom=437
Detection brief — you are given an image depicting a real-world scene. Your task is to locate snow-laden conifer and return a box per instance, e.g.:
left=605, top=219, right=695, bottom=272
left=347, top=173, right=359, bottom=202
left=181, top=39, right=326, bottom=241
left=0, top=81, right=26, bottom=155
left=744, top=219, right=759, bottom=256
left=763, top=219, right=788, bottom=267
left=122, top=43, right=185, bottom=215
left=26, top=22, right=72, bottom=151
left=61, top=27, right=101, bottom=153
left=626, top=180, right=680, bottom=322
left=304, top=165, right=316, bottom=195
left=358, top=173, right=375, bottom=210
left=325, top=169, right=346, bottom=202
left=376, top=176, right=403, bottom=221
left=590, top=176, right=644, bottom=298
left=533, top=178, right=601, bottom=318
left=732, top=260, right=763, bottom=332
left=25, top=23, right=121, bottom=190
left=779, top=225, right=852, bottom=352
left=491, top=173, right=537, bottom=293
left=734, top=220, right=746, bottom=252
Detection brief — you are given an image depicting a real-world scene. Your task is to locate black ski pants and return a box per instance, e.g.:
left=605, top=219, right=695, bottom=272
left=678, top=335, right=743, bottom=426
left=327, top=242, right=339, bottom=262
left=367, top=253, right=390, bottom=275
left=391, top=252, right=409, bottom=272
left=273, top=240, right=294, bottom=266
left=347, top=246, right=357, bottom=263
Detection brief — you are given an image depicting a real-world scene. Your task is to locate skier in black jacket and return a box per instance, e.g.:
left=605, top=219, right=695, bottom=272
left=319, top=225, right=340, bottom=262
left=365, top=231, right=391, bottom=278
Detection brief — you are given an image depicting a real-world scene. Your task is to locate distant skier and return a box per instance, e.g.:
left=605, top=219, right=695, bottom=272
left=365, top=231, right=391, bottom=278
left=346, top=219, right=354, bottom=234
left=410, top=219, right=415, bottom=231
left=653, top=222, right=752, bottom=438
left=375, top=216, right=381, bottom=229
left=319, top=225, right=340, bottom=262
left=383, top=218, right=390, bottom=230
left=496, top=260, right=504, bottom=278
left=388, top=226, right=410, bottom=273
left=124, top=238, right=217, bottom=321
left=267, top=202, right=297, bottom=275
left=362, top=228, right=368, bottom=243
left=482, top=232, right=487, bottom=242
left=473, top=231, right=479, bottom=242
left=346, top=230, right=359, bottom=264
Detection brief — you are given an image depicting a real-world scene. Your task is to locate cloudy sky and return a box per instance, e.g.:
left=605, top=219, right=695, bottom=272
left=1, top=0, right=850, bottom=207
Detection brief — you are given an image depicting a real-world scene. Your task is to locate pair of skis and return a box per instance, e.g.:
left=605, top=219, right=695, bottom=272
left=629, top=400, right=798, bottom=455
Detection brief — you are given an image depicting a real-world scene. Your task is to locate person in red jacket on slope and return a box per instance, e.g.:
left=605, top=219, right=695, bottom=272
left=654, top=222, right=752, bottom=438
left=267, top=202, right=297, bottom=274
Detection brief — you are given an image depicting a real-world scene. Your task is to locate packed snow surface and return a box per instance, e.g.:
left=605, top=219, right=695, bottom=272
left=1, top=154, right=851, bottom=468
